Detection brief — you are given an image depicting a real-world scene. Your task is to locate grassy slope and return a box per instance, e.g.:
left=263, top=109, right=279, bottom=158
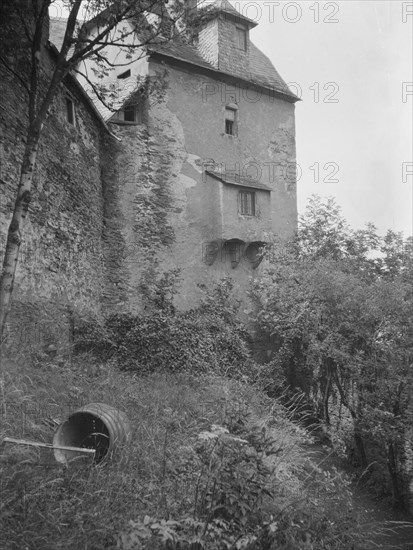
left=0, top=354, right=408, bottom=550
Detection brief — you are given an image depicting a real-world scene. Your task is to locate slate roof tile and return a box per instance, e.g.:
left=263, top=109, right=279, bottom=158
left=205, top=0, right=257, bottom=27
left=148, top=40, right=214, bottom=71
left=149, top=39, right=297, bottom=101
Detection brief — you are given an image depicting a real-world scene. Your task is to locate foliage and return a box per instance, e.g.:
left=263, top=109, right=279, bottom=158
left=1, top=358, right=263, bottom=550
left=251, top=195, right=413, bottom=509
left=2, top=345, right=405, bottom=549
left=118, top=397, right=365, bottom=550
left=118, top=421, right=276, bottom=550
left=101, top=278, right=253, bottom=376
left=139, top=268, right=183, bottom=315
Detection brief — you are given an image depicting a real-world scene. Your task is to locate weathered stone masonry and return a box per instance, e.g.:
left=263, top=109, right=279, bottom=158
left=0, top=0, right=299, bottom=353
left=95, top=0, right=298, bottom=314
left=0, top=52, right=106, bottom=354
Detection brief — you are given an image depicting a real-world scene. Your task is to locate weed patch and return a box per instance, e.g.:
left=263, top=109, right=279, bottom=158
left=0, top=356, right=373, bottom=550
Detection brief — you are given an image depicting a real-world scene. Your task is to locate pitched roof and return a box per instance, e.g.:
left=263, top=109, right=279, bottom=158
left=206, top=169, right=272, bottom=192
left=49, top=1, right=299, bottom=110
left=149, top=38, right=298, bottom=101
left=205, top=0, right=257, bottom=28
left=147, top=40, right=214, bottom=71
left=49, top=18, right=143, bottom=121
left=248, top=42, right=293, bottom=97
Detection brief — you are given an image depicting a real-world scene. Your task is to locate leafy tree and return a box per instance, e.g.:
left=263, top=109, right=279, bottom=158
left=0, top=0, right=212, bottom=337
left=297, top=195, right=354, bottom=260
left=251, top=196, right=413, bottom=508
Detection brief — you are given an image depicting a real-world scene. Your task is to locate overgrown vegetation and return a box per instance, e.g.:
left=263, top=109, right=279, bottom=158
left=1, top=351, right=376, bottom=550
left=250, top=195, right=413, bottom=511
left=74, top=278, right=253, bottom=376
left=2, top=196, right=413, bottom=548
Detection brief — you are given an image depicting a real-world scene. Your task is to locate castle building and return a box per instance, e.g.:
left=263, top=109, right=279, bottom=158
left=0, top=0, right=298, bottom=350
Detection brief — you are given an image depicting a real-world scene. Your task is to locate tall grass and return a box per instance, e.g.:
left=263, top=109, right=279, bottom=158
left=0, top=353, right=395, bottom=549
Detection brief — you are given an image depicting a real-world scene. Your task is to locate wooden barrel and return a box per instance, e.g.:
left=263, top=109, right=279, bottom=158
left=53, top=403, right=131, bottom=464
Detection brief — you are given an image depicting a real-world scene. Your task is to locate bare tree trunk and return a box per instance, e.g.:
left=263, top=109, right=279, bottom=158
left=334, top=370, right=368, bottom=468
left=320, top=359, right=333, bottom=425
left=354, top=428, right=368, bottom=469
left=0, top=128, right=40, bottom=336
left=387, top=442, right=404, bottom=509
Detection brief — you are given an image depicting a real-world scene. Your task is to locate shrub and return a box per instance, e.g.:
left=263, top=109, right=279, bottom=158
left=118, top=397, right=369, bottom=550
left=100, top=278, right=254, bottom=375
left=1, top=356, right=390, bottom=550
left=104, top=309, right=251, bottom=375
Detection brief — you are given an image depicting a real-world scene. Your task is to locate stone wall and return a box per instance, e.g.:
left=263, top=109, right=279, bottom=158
left=108, top=59, right=297, bottom=312
left=0, top=11, right=298, bottom=350
left=0, top=57, right=105, bottom=357
left=102, top=91, right=187, bottom=314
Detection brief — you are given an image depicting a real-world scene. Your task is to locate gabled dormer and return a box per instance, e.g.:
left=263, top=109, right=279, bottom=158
left=196, top=0, right=257, bottom=74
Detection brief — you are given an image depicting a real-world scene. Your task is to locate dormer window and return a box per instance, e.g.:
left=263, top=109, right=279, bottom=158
left=236, top=26, right=247, bottom=51
left=110, top=104, right=143, bottom=124
left=225, top=104, right=238, bottom=136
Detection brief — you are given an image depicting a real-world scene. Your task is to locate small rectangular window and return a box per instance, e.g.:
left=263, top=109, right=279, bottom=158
left=239, top=191, right=255, bottom=216
left=66, top=97, right=75, bottom=125
left=225, top=107, right=236, bottom=136
left=124, top=105, right=135, bottom=122
left=225, top=119, right=234, bottom=135
left=118, top=69, right=131, bottom=79
left=236, top=26, right=247, bottom=51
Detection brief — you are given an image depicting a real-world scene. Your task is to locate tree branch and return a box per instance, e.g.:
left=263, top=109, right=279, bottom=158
left=31, top=1, right=83, bottom=130
left=93, top=49, right=139, bottom=68
left=66, top=1, right=139, bottom=67
left=334, top=370, right=357, bottom=419
left=15, top=3, right=33, bottom=42
left=73, top=68, right=118, bottom=113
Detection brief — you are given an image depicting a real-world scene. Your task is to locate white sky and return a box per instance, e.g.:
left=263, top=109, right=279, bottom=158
left=237, top=0, right=413, bottom=235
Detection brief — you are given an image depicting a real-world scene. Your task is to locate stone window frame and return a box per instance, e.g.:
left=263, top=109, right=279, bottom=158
left=224, top=103, right=238, bottom=136
left=239, top=190, right=256, bottom=216
left=65, top=94, right=76, bottom=126
left=123, top=104, right=137, bottom=122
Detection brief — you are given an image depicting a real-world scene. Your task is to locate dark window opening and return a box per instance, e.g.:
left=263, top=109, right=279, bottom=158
left=236, top=26, right=247, bottom=51
left=124, top=105, right=135, bottom=122
left=225, top=107, right=236, bottom=136
left=225, top=119, right=234, bottom=135
left=239, top=191, right=255, bottom=216
left=66, top=97, right=75, bottom=125
left=117, top=69, right=131, bottom=79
